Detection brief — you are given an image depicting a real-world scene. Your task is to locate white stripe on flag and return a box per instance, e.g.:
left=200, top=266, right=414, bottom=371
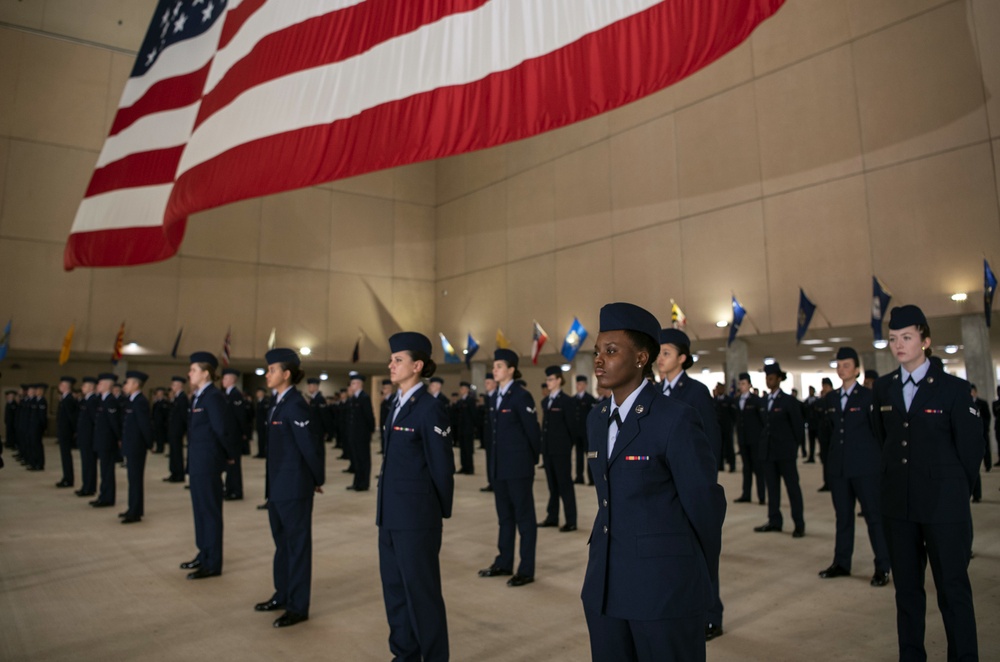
left=95, top=104, right=199, bottom=169
left=178, top=0, right=660, bottom=175
left=71, top=185, right=173, bottom=232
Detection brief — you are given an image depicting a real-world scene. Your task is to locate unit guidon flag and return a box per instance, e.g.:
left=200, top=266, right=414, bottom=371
left=65, top=0, right=785, bottom=269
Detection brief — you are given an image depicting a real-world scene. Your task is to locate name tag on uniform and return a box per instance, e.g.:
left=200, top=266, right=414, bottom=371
left=586, top=451, right=598, bottom=459
left=625, top=455, right=650, bottom=461
left=969, top=407, right=980, bottom=416
left=392, top=426, right=415, bottom=432
left=880, top=405, right=892, bottom=412
left=923, top=409, right=944, bottom=415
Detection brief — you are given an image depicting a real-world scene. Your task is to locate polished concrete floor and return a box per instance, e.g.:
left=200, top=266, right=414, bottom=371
left=1, top=440, right=997, bottom=661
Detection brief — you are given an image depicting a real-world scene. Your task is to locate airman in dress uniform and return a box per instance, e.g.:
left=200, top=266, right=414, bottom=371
left=538, top=366, right=578, bottom=532
left=221, top=369, right=248, bottom=500
left=90, top=374, right=121, bottom=508
left=582, top=303, right=725, bottom=662
left=346, top=374, right=375, bottom=491
left=55, top=377, right=79, bottom=488
left=573, top=375, right=597, bottom=485
left=872, top=305, right=982, bottom=661
left=734, top=373, right=766, bottom=505
left=754, top=362, right=806, bottom=538
left=377, top=332, right=455, bottom=660
left=163, top=376, right=188, bottom=484
left=119, top=371, right=152, bottom=524
left=74, top=377, right=98, bottom=497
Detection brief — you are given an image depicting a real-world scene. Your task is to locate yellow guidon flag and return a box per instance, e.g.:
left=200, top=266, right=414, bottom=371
left=59, top=323, right=75, bottom=366
left=670, top=299, right=687, bottom=329
left=496, top=328, right=511, bottom=350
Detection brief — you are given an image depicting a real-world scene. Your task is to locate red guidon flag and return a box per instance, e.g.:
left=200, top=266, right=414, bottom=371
left=64, top=0, right=785, bottom=269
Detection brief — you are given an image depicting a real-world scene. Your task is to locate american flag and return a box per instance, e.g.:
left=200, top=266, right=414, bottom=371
left=530, top=320, right=548, bottom=365
left=221, top=326, right=232, bottom=367
left=64, top=0, right=785, bottom=269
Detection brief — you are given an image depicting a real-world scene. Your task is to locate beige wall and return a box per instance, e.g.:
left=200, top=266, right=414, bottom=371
left=432, top=0, right=1000, bottom=365
left=2, top=0, right=1000, bottom=382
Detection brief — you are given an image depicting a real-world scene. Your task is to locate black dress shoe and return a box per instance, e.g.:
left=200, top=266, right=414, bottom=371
left=91, top=501, right=113, bottom=508
left=538, top=520, right=558, bottom=528
left=255, top=599, right=284, bottom=612
left=573, top=478, right=585, bottom=485
left=257, top=502, right=269, bottom=510
left=733, top=497, right=752, bottom=503
left=559, top=524, right=577, bottom=532
left=754, top=522, right=781, bottom=533
left=507, top=574, right=534, bottom=587
left=163, top=476, right=185, bottom=483
left=187, top=568, right=221, bottom=580
left=224, top=494, right=243, bottom=501
left=75, top=490, right=94, bottom=497
left=118, top=511, right=130, bottom=518
left=479, top=485, right=493, bottom=492
left=804, top=459, right=816, bottom=464
left=354, top=487, right=369, bottom=492
left=817, top=485, right=830, bottom=492
left=121, top=515, right=141, bottom=524
left=273, top=611, right=308, bottom=628
left=478, top=565, right=512, bottom=578
left=792, top=527, right=805, bottom=538
left=180, top=559, right=201, bottom=570
left=55, top=480, right=73, bottom=488
left=818, top=564, right=850, bottom=578
left=758, top=500, right=766, bottom=506
left=705, top=623, right=724, bottom=641
left=185, top=485, right=190, bottom=489
left=341, top=468, right=353, bottom=473
left=870, top=571, right=890, bottom=587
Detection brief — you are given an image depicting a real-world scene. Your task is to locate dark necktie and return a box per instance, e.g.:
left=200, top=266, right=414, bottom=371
left=608, top=408, right=622, bottom=428
left=663, top=384, right=672, bottom=397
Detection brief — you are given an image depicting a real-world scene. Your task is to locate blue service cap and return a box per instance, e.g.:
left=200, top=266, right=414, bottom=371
left=97, top=373, right=118, bottom=382
left=599, top=302, right=660, bottom=345
left=35, top=383, right=48, bottom=389
left=82, top=376, right=98, bottom=385
left=388, top=331, right=432, bottom=356
left=306, top=378, right=320, bottom=385
left=222, top=368, right=240, bottom=377
left=544, top=366, right=562, bottom=377
left=864, top=369, right=879, bottom=380
left=888, top=305, right=927, bottom=330
left=381, top=379, right=392, bottom=386
left=485, top=372, right=495, bottom=380
left=350, top=373, right=366, bottom=382
left=429, top=376, right=444, bottom=384
left=171, top=375, right=186, bottom=383
left=60, top=376, right=77, bottom=384
left=821, top=377, right=833, bottom=387
left=265, top=347, right=300, bottom=366
left=835, top=347, right=859, bottom=363
left=738, top=372, right=752, bottom=382
left=575, top=375, right=588, bottom=383
left=763, top=362, right=785, bottom=377
left=189, top=351, right=218, bottom=368
left=658, top=328, right=690, bottom=347
left=494, top=348, right=519, bottom=368
left=459, top=381, right=470, bottom=388
left=126, top=370, right=148, bottom=382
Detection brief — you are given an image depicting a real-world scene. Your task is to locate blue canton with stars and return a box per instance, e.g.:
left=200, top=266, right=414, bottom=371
left=131, top=0, right=228, bottom=78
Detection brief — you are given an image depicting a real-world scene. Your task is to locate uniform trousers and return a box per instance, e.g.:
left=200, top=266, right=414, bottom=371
left=190, top=471, right=224, bottom=573
left=542, top=452, right=576, bottom=526
left=739, top=441, right=766, bottom=503
left=379, top=527, right=449, bottom=662
left=765, top=458, right=804, bottom=529
left=96, top=448, right=116, bottom=504
left=585, top=607, right=705, bottom=662
left=225, top=454, right=243, bottom=497
left=830, top=474, right=889, bottom=572
left=492, top=477, right=536, bottom=576
left=883, top=517, right=977, bottom=662
left=268, top=497, right=314, bottom=615
left=167, top=434, right=184, bottom=480
left=352, top=436, right=372, bottom=490
left=58, top=433, right=75, bottom=485
left=124, top=447, right=146, bottom=517
left=79, top=443, right=97, bottom=494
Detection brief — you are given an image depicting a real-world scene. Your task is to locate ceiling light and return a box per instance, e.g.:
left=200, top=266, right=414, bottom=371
left=319, top=372, right=329, bottom=380
left=951, top=292, right=967, bottom=302
left=829, top=361, right=838, bottom=369
left=812, top=346, right=833, bottom=353
left=300, top=346, right=312, bottom=356
left=801, top=339, right=824, bottom=345
left=944, top=345, right=959, bottom=355
left=560, top=364, right=571, bottom=372
left=873, top=339, right=888, bottom=350
left=827, top=337, right=852, bottom=343
left=692, top=355, right=699, bottom=362
left=763, top=357, right=775, bottom=366
left=254, top=368, right=265, bottom=376
left=798, top=355, right=816, bottom=361
left=126, top=342, right=139, bottom=349
left=716, top=320, right=728, bottom=328
left=702, top=368, right=711, bottom=374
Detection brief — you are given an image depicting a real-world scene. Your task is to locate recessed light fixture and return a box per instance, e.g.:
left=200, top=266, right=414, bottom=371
left=319, top=372, right=329, bottom=380
left=763, top=357, right=775, bottom=366
left=951, top=292, right=968, bottom=302
left=560, top=364, right=571, bottom=372
left=697, top=350, right=710, bottom=355
left=255, top=368, right=265, bottom=376
left=801, top=339, right=824, bottom=346
left=812, top=346, right=833, bottom=353
left=702, top=367, right=711, bottom=374
left=798, top=355, right=816, bottom=361
left=829, top=361, right=838, bottom=369
left=692, top=355, right=699, bottom=363
left=300, top=347, right=312, bottom=356
left=715, top=320, right=728, bottom=328
left=462, top=349, right=469, bottom=355
left=873, top=339, right=888, bottom=349
left=944, top=345, right=959, bottom=355
left=126, top=342, right=139, bottom=349
left=827, top=337, right=852, bottom=343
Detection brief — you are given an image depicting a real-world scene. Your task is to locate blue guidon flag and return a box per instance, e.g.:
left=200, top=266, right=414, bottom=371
left=871, top=277, right=892, bottom=342
left=64, top=0, right=785, bottom=269
left=728, top=296, right=746, bottom=347
left=985, top=259, right=997, bottom=328
left=561, top=317, right=588, bottom=361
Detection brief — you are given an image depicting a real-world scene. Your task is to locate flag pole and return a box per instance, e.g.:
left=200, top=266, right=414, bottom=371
left=815, top=307, right=833, bottom=328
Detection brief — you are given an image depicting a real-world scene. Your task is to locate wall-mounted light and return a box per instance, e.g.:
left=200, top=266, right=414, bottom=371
left=300, top=347, right=312, bottom=356
left=951, top=292, right=968, bottom=302
left=944, top=345, right=959, bottom=355
left=560, top=364, right=571, bottom=372
left=763, top=357, right=775, bottom=366
left=873, top=339, right=888, bottom=349
left=829, top=360, right=838, bottom=369
left=319, top=372, right=329, bottom=380
left=255, top=368, right=265, bottom=376
left=715, top=320, right=728, bottom=328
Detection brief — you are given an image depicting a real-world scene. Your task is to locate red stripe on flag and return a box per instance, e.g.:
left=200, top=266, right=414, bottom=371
left=198, top=0, right=489, bottom=127
left=85, top=146, right=184, bottom=197
left=169, top=0, right=779, bottom=226
left=218, top=0, right=268, bottom=50
left=109, top=64, right=211, bottom=136
left=63, top=222, right=184, bottom=270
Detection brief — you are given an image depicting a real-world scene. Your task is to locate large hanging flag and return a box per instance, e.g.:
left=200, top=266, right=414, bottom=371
left=496, top=328, right=511, bottom=350
left=111, top=322, right=126, bottom=364
left=221, top=326, right=232, bottom=367
left=561, top=318, right=589, bottom=361
left=64, top=0, right=786, bottom=269
left=728, top=296, right=746, bottom=347
left=985, top=259, right=997, bottom=328
left=670, top=300, right=687, bottom=330
left=170, top=327, right=183, bottom=358
left=0, top=319, right=11, bottom=362
left=465, top=333, right=480, bottom=368
left=871, top=277, right=892, bottom=342
left=530, top=321, right=549, bottom=364
left=59, top=324, right=76, bottom=365
left=795, top=289, right=816, bottom=345
left=440, top=333, right=462, bottom=364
